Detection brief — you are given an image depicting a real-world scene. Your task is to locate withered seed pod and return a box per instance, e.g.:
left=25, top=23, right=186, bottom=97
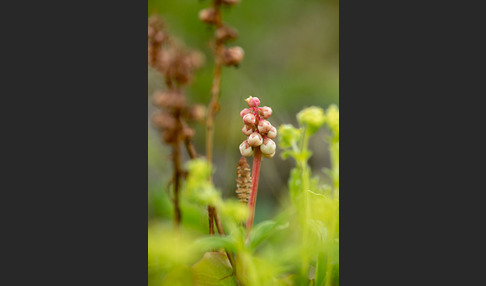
left=199, top=8, right=217, bottom=24
left=152, top=111, right=177, bottom=130
left=162, top=128, right=179, bottom=144
left=222, top=46, right=244, bottom=66
left=182, top=127, right=195, bottom=139
left=189, top=104, right=206, bottom=123
left=153, top=90, right=187, bottom=109
left=215, top=26, right=238, bottom=42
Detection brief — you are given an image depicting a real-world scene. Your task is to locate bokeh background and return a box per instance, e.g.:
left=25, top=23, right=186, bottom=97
left=148, top=0, right=338, bottom=229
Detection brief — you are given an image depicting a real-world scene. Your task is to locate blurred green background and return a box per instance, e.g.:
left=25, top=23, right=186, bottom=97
left=148, top=0, right=338, bottom=229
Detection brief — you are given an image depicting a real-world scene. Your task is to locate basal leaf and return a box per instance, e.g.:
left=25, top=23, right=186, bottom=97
left=192, top=252, right=236, bottom=286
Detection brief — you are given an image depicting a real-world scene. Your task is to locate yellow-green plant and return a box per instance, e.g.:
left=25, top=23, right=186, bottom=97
left=279, top=105, right=339, bottom=286
left=148, top=105, right=339, bottom=286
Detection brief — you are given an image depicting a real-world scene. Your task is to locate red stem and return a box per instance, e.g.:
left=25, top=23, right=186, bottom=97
left=246, top=147, right=262, bottom=235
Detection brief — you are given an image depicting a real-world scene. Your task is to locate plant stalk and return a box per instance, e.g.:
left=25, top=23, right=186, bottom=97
left=171, top=142, right=182, bottom=228
left=205, top=0, right=224, bottom=165
left=246, top=148, right=262, bottom=235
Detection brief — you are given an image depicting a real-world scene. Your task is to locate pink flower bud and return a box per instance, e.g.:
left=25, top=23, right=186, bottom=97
left=243, top=113, right=256, bottom=125
left=260, top=138, right=276, bottom=155
left=258, top=120, right=272, bottom=134
left=240, top=108, right=251, bottom=118
left=239, top=141, right=253, bottom=157
left=248, top=132, right=263, bottom=147
left=259, top=106, right=272, bottom=119
left=267, top=126, right=277, bottom=139
left=263, top=151, right=276, bottom=159
left=245, top=96, right=260, bottom=107
left=242, top=125, right=253, bottom=136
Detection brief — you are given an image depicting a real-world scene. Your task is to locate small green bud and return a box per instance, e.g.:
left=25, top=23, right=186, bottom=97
left=297, top=106, right=326, bottom=135
left=278, top=124, right=301, bottom=149
left=326, top=104, right=339, bottom=137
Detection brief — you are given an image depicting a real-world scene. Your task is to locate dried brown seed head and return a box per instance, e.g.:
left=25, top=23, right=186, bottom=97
left=162, top=128, right=178, bottom=144
left=188, top=51, right=205, bottom=70
left=182, top=127, right=195, bottom=139
left=189, top=104, right=206, bottom=123
left=222, top=46, right=244, bottom=66
left=216, top=26, right=238, bottom=42
left=151, top=111, right=177, bottom=130
left=153, top=90, right=187, bottom=110
left=199, top=8, right=217, bottom=24
left=236, top=157, right=252, bottom=204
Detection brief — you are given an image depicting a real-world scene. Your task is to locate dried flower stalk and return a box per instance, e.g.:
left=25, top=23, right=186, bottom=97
left=236, top=157, right=252, bottom=204
left=148, top=15, right=205, bottom=228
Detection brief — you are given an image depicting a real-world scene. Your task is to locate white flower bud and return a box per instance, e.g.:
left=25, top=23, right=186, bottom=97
left=262, top=151, right=276, bottom=159
left=260, top=138, right=276, bottom=155
left=243, top=113, right=256, bottom=125
left=240, top=108, right=251, bottom=118
left=258, top=119, right=272, bottom=134
left=267, top=126, right=277, bottom=139
left=242, top=125, right=253, bottom=136
left=248, top=132, right=263, bottom=147
left=259, top=106, right=272, bottom=119
left=239, top=141, right=253, bottom=157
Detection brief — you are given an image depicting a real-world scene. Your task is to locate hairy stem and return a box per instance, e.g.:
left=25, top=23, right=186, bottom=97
left=246, top=148, right=262, bottom=235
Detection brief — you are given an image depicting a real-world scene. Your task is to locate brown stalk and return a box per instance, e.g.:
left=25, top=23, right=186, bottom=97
left=205, top=1, right=224, bottom=165
left=171, top=141, right=182, bottom=227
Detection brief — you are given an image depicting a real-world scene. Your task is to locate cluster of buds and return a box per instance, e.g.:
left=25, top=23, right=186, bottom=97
left=239, top=97, right=277, bottom=159
left=198, top=0, right=244, bottom=67
left=148, top=15, right=205, bottom=85
left=152, top=90, right=206, bottom=144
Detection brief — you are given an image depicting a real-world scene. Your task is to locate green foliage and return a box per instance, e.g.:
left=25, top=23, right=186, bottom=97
left=148, top=0, right=339, bottom=282
left=148, top=106, right=339, bottom=286
left=192, top=252, right=236, bottom=286
left=278, top=105, right=340, bottom=285
left=278, top=124, right=302, bottom=149
left=248, top=220, right=288, bottom=251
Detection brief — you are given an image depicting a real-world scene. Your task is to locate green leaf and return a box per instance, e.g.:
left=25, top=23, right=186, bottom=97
left=162, top=265, right=193, bottom=286
left=193, top=236, right=237, bottom=253
left=192, top=252, right=236, bottom=286
left=248, top=220, right=289, bottom=251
